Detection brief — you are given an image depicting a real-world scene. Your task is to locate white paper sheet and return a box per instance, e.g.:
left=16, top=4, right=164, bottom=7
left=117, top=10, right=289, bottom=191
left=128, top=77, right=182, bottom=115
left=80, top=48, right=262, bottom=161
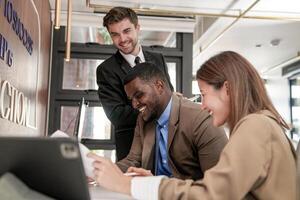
left=51, top=130, right=94, bottom=178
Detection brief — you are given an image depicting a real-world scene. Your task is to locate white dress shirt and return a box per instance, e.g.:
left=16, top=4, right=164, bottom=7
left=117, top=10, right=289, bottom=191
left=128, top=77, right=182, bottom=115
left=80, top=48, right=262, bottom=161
left=131, top=176, right=164, bottom=200
left=119, top=46, right=145, bottom=67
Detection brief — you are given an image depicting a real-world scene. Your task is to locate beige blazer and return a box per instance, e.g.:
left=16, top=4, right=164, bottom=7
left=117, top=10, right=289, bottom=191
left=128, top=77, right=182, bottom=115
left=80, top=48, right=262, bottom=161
left=117, top=94, right=228, bottom=180
left=159, top=110, right=296, bottom=200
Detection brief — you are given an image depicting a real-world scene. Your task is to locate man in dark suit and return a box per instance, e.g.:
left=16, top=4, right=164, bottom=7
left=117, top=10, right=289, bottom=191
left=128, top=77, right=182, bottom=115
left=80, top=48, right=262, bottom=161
left=92, top=62, right=228, bottom=180
left=97, top=7, right=173, bottom=160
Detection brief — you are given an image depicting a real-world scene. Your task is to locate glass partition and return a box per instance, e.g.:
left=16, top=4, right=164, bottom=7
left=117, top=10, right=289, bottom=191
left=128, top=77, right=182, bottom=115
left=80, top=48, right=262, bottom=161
left=62, top=58, right=103, bottom=90
left=291, top=78, right=300, bottom=140
left=62, top=58, right=177, bottom=91
left=92, top=149, right=116, bottom=162
left=166, top=62, right=177, bottom=91
left=60, top=105, right=111, bottom=140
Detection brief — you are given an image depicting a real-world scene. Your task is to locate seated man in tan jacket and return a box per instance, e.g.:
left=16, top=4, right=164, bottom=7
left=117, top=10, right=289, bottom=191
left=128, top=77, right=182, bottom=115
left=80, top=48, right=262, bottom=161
left=116, top=62, right=228, bottom=180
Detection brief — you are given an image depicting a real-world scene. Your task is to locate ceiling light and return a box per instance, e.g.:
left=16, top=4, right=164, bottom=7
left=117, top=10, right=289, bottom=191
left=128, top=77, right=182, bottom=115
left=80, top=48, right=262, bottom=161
left=270, top=38, right=281, bottom=46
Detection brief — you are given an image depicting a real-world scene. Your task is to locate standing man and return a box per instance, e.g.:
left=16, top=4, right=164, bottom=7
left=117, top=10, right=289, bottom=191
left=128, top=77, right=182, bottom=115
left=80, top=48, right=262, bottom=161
left=97, top=7, right=173, bottom=160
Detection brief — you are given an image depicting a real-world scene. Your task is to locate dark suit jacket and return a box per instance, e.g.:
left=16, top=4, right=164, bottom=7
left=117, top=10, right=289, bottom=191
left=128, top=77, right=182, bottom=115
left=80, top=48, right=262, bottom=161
left=96, top=50, right=173, bottom=160
left=117, top=94, right=228, bottom=180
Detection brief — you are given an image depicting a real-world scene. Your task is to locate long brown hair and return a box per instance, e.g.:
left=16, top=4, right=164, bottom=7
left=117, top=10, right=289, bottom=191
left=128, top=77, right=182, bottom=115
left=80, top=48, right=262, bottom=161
left=196, top=51, right=289, bottom=133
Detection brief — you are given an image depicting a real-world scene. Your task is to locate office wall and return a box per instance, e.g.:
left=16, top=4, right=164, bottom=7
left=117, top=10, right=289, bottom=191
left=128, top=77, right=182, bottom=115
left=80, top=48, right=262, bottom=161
left=0, top=0, right=51, bottom=136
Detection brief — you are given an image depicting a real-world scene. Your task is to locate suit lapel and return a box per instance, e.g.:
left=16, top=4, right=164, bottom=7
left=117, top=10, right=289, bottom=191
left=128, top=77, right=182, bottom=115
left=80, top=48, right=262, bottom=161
left=167, top=94, right=181, bottom=176
left=142, top=121, right=156, bottom=170
left=143, top=50, right=152, bottom=62
left=143, top=50, right=157, bottom=65
left=115, top=51, right=132, bottom=74
left=167, top=94, right=180, bottom=150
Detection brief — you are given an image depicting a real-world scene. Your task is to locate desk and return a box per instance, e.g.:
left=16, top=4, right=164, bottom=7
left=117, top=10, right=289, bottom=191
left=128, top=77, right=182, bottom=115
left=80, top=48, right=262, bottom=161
left=89, top=186, right=134, bottom=200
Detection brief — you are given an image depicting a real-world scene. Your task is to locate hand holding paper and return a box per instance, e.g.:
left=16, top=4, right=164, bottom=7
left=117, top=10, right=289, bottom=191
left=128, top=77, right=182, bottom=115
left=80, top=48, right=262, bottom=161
left=51, top=130, right=94, bottom=179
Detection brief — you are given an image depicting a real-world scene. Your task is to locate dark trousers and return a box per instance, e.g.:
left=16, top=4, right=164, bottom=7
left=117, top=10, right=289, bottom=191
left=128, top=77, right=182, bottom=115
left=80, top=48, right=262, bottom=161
left=115, top=130, right=134, bottom=161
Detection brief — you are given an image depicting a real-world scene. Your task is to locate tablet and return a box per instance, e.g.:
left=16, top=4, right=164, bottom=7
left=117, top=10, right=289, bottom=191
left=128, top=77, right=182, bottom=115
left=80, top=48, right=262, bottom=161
left=0, top=137, right=90, bottom=200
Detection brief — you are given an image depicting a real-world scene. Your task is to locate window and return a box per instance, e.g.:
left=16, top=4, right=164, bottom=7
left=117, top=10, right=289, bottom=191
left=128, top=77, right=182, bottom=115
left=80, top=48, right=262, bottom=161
left=290, top=77, right=300, bottom=141
left=62, top=58, right=102, bottom=90
left=166, top=62, right=177, bottom=91
left=60, top=105, right=111, bottom=140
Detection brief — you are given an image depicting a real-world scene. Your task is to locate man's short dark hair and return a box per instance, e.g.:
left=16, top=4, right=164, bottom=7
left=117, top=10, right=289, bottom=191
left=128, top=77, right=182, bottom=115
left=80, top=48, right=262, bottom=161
left=123, top=62, right=169, bottom=88
left=103, top=7, right=138, bottom=28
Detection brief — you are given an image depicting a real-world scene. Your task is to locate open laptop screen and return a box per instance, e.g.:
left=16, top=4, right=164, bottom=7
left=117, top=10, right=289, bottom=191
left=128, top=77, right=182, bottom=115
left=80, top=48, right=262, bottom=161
left=0, top=137, right=90, bottom=200
left=74, top=97, right=86, bottom=140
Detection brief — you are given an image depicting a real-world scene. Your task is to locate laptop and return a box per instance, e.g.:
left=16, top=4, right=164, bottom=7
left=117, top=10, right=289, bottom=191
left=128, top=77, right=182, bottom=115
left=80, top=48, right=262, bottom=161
left=74, top=97, right=86, bottom=141
left=0, top=137, right=90, bottom=200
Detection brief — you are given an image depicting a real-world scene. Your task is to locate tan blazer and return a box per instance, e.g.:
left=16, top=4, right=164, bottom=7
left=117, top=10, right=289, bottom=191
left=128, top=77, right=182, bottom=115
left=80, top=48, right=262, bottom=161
left=117, top=94, right=228, bottom=180
left=159, top=110, right=296, bottom=200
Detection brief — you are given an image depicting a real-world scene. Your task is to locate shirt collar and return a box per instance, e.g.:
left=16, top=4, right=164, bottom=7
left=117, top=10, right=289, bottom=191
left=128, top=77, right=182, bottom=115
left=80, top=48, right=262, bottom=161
left=157, top=97, right=172, bottom=127
left=119, top=45, right=145, bottom=67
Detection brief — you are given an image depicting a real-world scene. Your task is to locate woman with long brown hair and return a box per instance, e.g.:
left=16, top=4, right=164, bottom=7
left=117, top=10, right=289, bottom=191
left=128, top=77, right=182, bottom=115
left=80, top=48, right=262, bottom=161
left=197, top=51, right=289, bottom=133
left=88, top=51, right=296, bottom=200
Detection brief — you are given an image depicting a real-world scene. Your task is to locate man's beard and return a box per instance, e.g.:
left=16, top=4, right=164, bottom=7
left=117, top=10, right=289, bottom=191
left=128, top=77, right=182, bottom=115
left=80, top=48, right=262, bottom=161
left=121, top=39, right=138, bottom=55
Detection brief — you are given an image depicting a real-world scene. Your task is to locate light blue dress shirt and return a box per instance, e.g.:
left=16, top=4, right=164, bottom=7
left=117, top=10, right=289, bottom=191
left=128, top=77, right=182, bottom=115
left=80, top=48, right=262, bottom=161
left=155, top=97, right=172, bottom=177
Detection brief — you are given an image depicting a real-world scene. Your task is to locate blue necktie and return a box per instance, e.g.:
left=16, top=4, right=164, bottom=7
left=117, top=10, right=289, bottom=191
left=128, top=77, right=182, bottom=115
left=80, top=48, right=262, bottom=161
left=155, top=123, right=172, bottom=176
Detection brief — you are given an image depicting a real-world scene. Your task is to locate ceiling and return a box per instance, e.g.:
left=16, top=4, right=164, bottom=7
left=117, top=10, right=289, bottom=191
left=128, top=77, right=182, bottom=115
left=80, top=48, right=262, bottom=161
left=49, top=0, right=300, bottom=77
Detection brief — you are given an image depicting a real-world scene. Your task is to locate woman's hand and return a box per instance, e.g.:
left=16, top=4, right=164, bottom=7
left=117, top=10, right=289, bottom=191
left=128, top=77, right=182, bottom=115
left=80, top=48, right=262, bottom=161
left=87, top=153, right=132, bottom=195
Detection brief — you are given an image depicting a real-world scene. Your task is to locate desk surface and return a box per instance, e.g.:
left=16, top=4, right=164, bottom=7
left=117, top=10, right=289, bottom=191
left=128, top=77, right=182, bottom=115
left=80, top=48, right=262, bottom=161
left=89, top=186, right=134, bottom=200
